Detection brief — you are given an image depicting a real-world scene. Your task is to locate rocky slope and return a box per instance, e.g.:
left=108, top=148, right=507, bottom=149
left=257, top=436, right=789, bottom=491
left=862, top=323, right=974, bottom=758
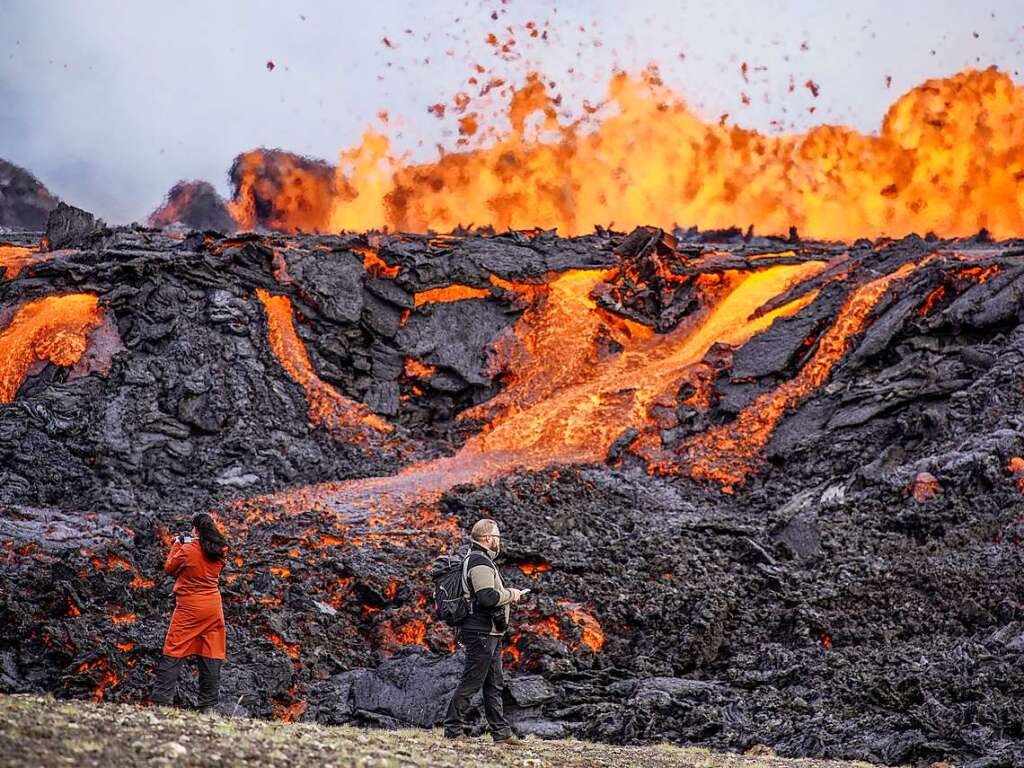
left=1, top=210, right=1023, bottom=767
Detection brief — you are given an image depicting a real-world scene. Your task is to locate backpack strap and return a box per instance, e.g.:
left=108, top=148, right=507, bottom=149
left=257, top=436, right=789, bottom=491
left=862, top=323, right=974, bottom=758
left=461, top=547, right=473, bottom=614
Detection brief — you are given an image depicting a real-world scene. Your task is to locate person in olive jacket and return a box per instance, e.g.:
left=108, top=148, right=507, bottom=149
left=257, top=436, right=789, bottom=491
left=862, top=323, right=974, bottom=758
left=443, top=518, right=527, bottom=743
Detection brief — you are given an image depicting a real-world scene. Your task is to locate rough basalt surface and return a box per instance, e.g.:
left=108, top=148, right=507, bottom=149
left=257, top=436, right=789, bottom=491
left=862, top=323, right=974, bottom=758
left=2, top=216, right=1024, bottom=768
left=0, top=158, right=59, bottom=231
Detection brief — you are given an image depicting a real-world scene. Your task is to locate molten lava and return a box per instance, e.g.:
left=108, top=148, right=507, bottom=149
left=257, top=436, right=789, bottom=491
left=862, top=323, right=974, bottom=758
left=266, top=632, right=301, bottom=660
left=413, top=284, right=492, bottom=306
left=0, top=245, right=37, bottom=279
left=0, top=293, right=104, bottom=403
left=355, top=246, right=400, bottom=279
left=256, top=289, right=393, bottom=438
left=246, top=262, right=824, bottom=523
left=909, top=472, right=943, bottom=502
left=657, top=262, right=919, bottom=490
left=558, top=601, right=605, bottom=652
left=456, top=263, right=823, bottom=472
left=229, top=68, right=1024, bottom=240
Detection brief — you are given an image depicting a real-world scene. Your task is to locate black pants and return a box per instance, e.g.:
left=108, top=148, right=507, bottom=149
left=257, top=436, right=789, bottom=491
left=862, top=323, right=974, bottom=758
left=151, top=654, right=222, bottom=711
left=443, top=632, right=511, bottom=739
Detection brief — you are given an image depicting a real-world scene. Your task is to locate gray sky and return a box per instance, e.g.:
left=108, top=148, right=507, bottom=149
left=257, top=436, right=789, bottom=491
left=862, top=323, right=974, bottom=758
left=2, top=0, right=1022, bottom=223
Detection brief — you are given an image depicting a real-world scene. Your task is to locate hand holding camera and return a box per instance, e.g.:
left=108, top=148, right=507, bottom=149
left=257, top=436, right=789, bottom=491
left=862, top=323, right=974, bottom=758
left=176, top=533, right=193, bottom=544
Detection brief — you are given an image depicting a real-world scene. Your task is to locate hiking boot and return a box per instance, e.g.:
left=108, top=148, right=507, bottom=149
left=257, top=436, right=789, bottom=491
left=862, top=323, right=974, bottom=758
left=443, top=729, right=468, bottom=740
left=492, top=731, right=519, bottom=744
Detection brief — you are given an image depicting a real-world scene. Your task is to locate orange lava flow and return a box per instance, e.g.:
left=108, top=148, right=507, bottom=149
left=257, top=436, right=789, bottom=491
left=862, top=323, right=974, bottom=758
left=392, top=618, right=428, bottom=648
left=455, top=262, right=823, bottom=471
left=0, top=294, right=103, bottom=403
left=255, top=289, right=393, bottom=437
left=658, top=262, right=919, bottom=490
left=250, top=262, right=823, bottom=523
left=232, top=68, right=1024, bottom=240
left=273, top=685, right=307, bottom=722
left=0, top=245, right=37, bottom=279
left=413, top=284, right=491, bottom=306
left=93, top=668, right=119, bottom=702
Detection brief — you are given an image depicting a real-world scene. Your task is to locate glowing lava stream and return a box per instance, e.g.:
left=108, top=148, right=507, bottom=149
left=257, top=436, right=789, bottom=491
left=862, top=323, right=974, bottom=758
left=256, top=289, right=393, bottom=439
left=251, top=261, right=824, bottom=518
left=0, top=294, right=103, bottom=403
left=656, top=261, right=921, bottom=490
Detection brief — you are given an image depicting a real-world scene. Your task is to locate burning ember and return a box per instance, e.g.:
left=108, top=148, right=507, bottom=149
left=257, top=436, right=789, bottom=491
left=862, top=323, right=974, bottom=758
left=908, top=471, right=943, bottom=502
left=1008, top=457, right=1024, bottom=492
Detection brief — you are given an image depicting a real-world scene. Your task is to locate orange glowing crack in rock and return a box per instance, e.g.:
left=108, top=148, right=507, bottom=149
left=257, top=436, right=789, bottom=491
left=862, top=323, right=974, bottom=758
left=255, top=289, right=393, bottom=438
left=354, top=246, right=400, bottom=279
left=0, top=293, right=104, bottom=403
left=75, top=659, right=120, bottom=703
left=655, top=262, right=920, bottom=491
left=231, top=68, right=1024, bottom=240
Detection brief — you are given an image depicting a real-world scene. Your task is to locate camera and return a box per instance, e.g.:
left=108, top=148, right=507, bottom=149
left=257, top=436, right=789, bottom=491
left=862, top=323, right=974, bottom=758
left=178, top=534, right=193, bottom=544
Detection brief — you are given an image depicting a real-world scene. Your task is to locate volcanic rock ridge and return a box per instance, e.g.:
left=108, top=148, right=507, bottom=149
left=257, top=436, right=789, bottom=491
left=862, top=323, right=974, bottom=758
left=2, top=208, right=1024, bottom=768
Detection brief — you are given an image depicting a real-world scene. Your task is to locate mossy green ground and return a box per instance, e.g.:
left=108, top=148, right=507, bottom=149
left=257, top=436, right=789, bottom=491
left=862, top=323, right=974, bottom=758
left=0, top=694, right=879, bottom=768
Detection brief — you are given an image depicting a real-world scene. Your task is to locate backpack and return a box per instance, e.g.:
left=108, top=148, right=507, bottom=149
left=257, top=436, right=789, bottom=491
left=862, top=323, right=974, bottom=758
left=430, top=548, right=473, bottom=627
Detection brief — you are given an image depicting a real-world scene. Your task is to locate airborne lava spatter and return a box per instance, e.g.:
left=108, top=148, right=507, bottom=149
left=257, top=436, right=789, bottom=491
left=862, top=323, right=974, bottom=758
left=224, top=67, right=1024, bottom=240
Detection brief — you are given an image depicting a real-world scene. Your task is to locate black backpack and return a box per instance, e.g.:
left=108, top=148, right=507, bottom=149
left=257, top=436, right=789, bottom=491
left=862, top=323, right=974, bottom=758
left=430, top=548, right=473, bottom=627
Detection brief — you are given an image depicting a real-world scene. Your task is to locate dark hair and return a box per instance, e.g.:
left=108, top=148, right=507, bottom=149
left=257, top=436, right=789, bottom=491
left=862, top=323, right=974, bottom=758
left=191, top=513, right=227, bottom=561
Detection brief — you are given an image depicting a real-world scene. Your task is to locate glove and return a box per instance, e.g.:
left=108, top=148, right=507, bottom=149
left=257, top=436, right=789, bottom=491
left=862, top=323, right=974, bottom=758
left=510, top=588, right=526, bottom=603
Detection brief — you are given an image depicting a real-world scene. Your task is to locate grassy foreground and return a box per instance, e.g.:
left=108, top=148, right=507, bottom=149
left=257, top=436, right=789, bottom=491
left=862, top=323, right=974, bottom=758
left=0, top=694, right=875, bottom=768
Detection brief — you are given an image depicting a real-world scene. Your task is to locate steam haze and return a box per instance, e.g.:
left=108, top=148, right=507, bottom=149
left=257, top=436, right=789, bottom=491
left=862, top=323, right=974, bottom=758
left=1, top=0, right=1021, bottom=223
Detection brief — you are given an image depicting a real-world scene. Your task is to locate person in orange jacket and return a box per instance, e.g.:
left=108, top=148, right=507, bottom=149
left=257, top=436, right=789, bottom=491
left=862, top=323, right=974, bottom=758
left=151, top=513, right=228, bottom=713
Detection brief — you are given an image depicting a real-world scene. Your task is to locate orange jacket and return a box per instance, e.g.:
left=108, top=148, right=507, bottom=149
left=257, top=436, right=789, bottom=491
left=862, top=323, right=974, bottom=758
left=162, top=540, right=226, bottom=659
